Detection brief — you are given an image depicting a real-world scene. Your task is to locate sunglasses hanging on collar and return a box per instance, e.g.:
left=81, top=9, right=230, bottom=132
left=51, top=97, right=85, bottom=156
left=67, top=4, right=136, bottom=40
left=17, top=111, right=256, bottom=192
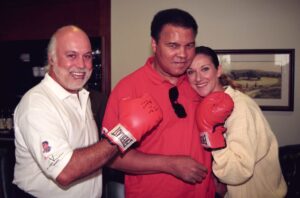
left=169, top=86, right=187, bottom=118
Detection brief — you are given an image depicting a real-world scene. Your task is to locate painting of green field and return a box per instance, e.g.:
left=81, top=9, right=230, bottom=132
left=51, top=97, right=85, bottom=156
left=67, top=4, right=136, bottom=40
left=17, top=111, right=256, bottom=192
left=234, top=76, right=281, bottom=99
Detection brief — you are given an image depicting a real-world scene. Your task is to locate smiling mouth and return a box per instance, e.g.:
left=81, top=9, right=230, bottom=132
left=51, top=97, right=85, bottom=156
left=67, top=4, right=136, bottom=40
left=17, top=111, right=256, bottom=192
left=174, top=61, right=187, bottom=65
left=195, top=82, right=207, bottom=88
left=70, top=71, right=86, bottom=79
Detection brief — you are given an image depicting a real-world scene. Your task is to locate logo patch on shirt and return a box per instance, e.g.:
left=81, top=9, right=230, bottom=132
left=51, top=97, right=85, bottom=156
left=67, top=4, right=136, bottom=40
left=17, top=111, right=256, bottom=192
left=42, top=141, right=51, bottom=153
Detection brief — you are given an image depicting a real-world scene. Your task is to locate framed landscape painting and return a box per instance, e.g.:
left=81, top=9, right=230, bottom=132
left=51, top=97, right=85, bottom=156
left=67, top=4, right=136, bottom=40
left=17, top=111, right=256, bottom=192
left=214, top=49, right=295, bottom=111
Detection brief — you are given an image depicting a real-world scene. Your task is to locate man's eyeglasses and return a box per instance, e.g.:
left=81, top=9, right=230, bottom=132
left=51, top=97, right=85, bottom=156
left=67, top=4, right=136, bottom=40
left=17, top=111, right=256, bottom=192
left=169, top=86, right=187, bottom=118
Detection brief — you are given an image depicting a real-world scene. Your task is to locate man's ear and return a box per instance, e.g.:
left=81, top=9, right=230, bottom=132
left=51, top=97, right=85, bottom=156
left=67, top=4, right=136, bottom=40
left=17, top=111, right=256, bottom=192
left=48, top=55, right=54, bottom=65
left=151, top=38, right=157, bottom=53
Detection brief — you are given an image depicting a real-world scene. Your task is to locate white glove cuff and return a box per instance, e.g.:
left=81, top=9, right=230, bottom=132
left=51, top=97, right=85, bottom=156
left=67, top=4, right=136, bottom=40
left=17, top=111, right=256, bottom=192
left=105, top=124, right=137, bottom=152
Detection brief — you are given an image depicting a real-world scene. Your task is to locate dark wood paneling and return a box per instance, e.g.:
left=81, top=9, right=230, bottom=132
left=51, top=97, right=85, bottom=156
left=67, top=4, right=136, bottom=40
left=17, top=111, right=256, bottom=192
left=0, top=0, right=111, bottom=94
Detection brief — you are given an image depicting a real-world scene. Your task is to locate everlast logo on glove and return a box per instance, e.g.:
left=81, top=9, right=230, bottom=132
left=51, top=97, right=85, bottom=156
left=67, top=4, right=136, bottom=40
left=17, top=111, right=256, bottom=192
left=200, top=133, right=208, bottom=147
left=109, top=124, right=136, bottom=151
left=103, top=94, right=163, bottom=153
left=196, top=92, right=234, bottom=149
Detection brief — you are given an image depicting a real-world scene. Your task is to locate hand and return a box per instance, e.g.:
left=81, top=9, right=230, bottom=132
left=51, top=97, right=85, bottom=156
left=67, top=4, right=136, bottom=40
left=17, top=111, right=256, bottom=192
left=103, top=94, right=163, bottom=152
left=196, top=91, right=234, bottom=149
left=168, top=156, right=208, bottom=184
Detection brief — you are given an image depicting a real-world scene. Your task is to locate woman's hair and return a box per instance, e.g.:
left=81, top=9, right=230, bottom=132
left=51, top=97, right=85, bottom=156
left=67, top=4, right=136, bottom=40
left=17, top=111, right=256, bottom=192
left=195, top=46, right=239, bottom=89
left=195, top=46, right=219, bottom=69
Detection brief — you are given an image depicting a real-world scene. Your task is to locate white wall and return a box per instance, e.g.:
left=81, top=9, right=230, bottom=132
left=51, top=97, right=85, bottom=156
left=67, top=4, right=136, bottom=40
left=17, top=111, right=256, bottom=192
left=111, top=0, right=300, bottom=146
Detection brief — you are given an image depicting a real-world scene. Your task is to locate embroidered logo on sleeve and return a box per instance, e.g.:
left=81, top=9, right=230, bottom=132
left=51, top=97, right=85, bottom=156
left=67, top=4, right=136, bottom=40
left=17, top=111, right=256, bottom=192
left=41, top=140, right=65, bottom=169
left=42, top=141, right=51, bottom=153
left=46, top=153, right=64, bottom=169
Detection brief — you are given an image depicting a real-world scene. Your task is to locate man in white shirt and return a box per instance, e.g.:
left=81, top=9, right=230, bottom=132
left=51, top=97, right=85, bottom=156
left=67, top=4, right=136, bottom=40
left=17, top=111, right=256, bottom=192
left=13, top=25, right=162, bottom=198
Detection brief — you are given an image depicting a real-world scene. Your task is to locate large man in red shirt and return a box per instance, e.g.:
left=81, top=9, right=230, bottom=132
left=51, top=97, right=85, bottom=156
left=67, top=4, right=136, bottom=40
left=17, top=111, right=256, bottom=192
left=102, top=8, right=215, bottom=198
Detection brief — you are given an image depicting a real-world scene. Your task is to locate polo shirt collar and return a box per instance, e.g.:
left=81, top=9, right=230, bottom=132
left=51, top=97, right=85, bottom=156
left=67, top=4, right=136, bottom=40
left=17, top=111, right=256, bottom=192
left=42, top=73, right=89, bottom=101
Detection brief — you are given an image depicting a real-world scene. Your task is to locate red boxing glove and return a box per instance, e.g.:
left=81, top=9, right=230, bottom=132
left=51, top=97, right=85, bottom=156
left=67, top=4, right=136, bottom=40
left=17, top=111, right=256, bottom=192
left=196, top=91, right=234, bottom=149
left=103, top=94, right=163, bottom=152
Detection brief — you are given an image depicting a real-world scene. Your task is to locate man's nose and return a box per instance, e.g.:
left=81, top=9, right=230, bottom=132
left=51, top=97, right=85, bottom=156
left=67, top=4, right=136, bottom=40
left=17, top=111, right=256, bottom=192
left=77, top=56, right=88, bottom=68
left=178, top=47, right=187, bottom=58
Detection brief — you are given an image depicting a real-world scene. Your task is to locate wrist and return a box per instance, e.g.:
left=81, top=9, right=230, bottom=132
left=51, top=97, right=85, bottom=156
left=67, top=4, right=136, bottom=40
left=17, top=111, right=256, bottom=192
left=158, top=155, right=176, bottom=175
left=101, top=133, right=116, bottom=146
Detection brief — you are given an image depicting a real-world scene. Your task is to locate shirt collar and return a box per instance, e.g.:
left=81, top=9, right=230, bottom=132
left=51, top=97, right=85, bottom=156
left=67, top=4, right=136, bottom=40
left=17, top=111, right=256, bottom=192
left=42, top=73, right=89, bottom=101
left=224, top=85, right=235, bottom=98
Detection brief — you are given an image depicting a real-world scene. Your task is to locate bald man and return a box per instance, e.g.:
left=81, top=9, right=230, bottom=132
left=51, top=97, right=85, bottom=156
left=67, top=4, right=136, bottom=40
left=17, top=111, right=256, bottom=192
left=12, top=25, right=162, bottom=198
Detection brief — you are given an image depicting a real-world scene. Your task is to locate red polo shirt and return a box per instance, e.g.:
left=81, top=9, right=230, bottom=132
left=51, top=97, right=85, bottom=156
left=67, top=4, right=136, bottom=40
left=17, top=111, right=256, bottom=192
left=102, top=57, right=215, bottom=198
